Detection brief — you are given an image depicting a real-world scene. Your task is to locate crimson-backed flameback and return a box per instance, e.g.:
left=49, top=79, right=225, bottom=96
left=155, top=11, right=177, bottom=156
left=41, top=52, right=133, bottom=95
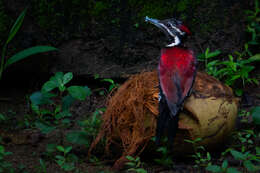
left=145, top=16, right=197, bottom=145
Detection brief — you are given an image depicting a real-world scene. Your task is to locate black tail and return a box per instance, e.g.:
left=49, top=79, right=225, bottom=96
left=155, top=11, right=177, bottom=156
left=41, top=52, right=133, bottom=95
left=155, top=97, right=169, bottom=145
left=155, top=90, right=179, bottom=145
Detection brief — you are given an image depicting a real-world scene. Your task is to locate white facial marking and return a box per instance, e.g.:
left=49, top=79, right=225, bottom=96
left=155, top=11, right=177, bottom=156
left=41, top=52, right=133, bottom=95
left=168, top=22, right=185, bottom=35
left=166, top=35, right=180, bottom=47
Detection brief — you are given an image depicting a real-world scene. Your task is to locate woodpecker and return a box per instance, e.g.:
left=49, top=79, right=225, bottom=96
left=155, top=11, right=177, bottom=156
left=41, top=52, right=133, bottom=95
left=145, top=16, right=197, bottom=145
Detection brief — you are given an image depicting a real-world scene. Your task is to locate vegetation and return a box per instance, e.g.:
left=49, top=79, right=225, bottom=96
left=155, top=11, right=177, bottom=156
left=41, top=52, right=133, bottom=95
left=0, top=8, right=57, bottom=81
left=0, top=0, right=259, bottom=172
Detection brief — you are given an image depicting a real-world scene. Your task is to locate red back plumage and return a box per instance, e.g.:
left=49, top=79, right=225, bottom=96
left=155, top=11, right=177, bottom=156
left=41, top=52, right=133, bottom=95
left=159, top=47, right=196, bottom=116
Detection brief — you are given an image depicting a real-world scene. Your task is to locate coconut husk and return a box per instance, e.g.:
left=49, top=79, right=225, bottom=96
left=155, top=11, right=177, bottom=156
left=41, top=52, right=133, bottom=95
left=88, top=70, right=239, bottom=170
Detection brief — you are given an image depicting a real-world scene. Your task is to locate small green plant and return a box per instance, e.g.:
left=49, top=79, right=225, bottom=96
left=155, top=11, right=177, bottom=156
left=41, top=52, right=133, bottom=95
left=94, top=74, right=119, bottom=95
left=197, top=47, right=221, bottom=77
left=55, top=145, right=78, bottom=172
left=126, top=156, right=147, bottom=173
left=199, top=46, right=260, bottom=96
left=0, top=8, right=57, bottom=80
left=37, top=159, right=47, bottom=173
left=151, top=137, right=173, bottom=167
left=238, top=109, right=251, bottom=123
left=0, top=139, right=14, bottom=173
left=245, top=0, right=260, bottom=45
left=184, top=138, right=211, bottom=168
left=235, top=130, right=256, bottom=152
left=206, top=159, right=241, bottom=173
left=229, top=149, right=260, bottom=172
left=30, top=72, right=91, bottom=134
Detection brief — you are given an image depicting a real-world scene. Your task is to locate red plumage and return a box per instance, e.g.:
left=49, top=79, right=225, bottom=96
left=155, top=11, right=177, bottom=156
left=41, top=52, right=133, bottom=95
left=159, top=47, right=196, bottom=117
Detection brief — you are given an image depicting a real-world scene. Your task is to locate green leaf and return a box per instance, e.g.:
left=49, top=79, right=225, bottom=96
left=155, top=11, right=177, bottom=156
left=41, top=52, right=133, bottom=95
left=63, top=72, right=73, bottom=85
left=102, top=78, right=114, bottom=84
left=251, top=106, right=260, bottom=125
left=84, top=86, right=92, bottom=96
left=41, top=80, right=58, bottom=93
left=126, top=155, right=135, bottom=161
left=34, top=121, right=55, bottom=134
left=55, top=110, right=71, bottom=119
left=248, top=54, right=260, bottom=62
left=67, top=86, right=87, bottom=100
left=62, top=162, right=75, bottom=171
left=243, top=160, right=259, bottom=172
left=46, top=144, right=57, bottom=153
left=56, top=146, right=65, bottom=152
left=222, top=160, right=228, bottom=169
left=226, top=167, right=242, bottom=173
left=207, top=50, right=221, bottom=59
left=206, top=165, right=222, bottom=172
left=64, top=146, right=72, bottom=154
left=62, top=95, right=76, bottom=111
left=235, top=89, right=243, bottom=96
left=30, top=91, right=55, bottom=105
left=4, top=46, right=57, bottom=69
left=230, top=150, right=246, bottom=160
left=66, top=131, right=90, bottom=145
left=126, top=162, right=136, bottom=167
left=256, top=147, right=260, bottom=155
left=135, top=168, right=147, bottom=173
left=0, top=145, right=4, bottom=153
left=6, top=8, right=27, bottom=44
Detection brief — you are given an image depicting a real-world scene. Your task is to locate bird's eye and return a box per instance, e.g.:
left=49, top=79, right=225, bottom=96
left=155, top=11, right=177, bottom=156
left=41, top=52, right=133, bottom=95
left=166, top=23, right=171, bottom=27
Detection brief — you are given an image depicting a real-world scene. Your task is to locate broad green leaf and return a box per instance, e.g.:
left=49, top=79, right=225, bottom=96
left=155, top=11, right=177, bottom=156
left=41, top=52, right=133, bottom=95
left=126, top=155, right=135, bottom=161
left=62, top=95, right=76, bottom=111
left=66, top=131, right=89, bottom=145
left=248, top=54, right=260, bottom=63
left=4, top=46, right=57, bottom=69
left=84, top=86, right=92, bottom=96
left=55, top=155, right=65, bottom=161
left=222, top=160, right=228, bottom=169
left=62, top=162, right=75, bottom=171
left=6, top=8, right=27, bottom=44
left=56, top=146, right=65, bottom=152
left=30, top=91, right=55, bottom=105
left=251, top=106, right=260, bottom=125
left=125, top=162, right=136, bottom=167
left=64, top=146, right=72, bottom=154
left=62, top=72, right=73, bottom=85
left=67, top=86, right=87, bottom=100
left=243, top=160, right=259, bottom=172
left=226, top=167, right=242, bottom=173
left=34, top=121, right=55, bottom=134
left=41, top=80, right=58, bottom=93
left=46, top=144, right=57, bottom=153
left=206, top=165, right=221, bottom=172
left=55, top=110, right=71, bottom=119
left=235, top=89, right=243, bottom=96
left=135, top=168, right=147, bottom=173
left=230, top=150, right=246, bottom=160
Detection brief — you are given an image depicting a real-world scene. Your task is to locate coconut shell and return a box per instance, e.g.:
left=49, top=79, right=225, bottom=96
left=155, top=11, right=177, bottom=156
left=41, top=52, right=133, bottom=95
left=88, top=71, right=239, bottom=169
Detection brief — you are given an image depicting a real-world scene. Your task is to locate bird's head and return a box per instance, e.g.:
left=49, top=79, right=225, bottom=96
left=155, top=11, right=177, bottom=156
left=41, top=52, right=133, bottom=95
left=145, top=16, right=190, bottom=47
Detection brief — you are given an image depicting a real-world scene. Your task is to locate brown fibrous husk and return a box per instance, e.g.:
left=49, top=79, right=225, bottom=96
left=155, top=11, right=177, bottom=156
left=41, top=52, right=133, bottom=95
left=88, top=70, right=239, bottom=170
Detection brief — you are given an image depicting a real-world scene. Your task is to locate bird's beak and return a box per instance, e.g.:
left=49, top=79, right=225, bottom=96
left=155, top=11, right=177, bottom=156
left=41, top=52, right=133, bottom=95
left=145, top=16, right=162, bottom=28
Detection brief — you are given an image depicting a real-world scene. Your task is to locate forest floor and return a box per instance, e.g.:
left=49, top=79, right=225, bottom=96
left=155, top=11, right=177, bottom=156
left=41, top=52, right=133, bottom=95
left=0, top=70, right=260, bottom=173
